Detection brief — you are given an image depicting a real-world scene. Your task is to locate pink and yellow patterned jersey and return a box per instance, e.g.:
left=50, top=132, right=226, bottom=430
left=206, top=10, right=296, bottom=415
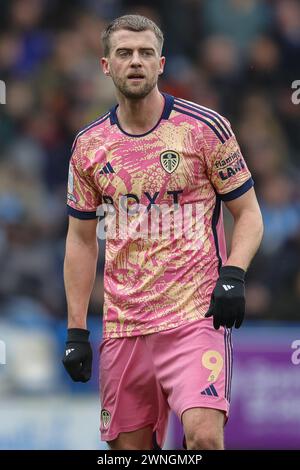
left=67, top=94, right=253, bottom=339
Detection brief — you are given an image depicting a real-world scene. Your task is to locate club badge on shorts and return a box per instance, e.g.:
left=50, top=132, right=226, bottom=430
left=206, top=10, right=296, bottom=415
left=101, top=409, right=111, bottom=429
left=160, top=150, right=180, bottom=174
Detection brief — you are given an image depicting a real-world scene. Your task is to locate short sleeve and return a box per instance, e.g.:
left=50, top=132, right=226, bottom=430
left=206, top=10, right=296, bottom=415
left=202, top=118, right=254, bottom=201
left=67, top=137, right=101, bottom=219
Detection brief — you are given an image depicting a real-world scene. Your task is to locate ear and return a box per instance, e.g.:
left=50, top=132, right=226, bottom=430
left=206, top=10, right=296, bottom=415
left=158, top=56, right=166, bottom=75
left=101, top=57, right=110, bottom=76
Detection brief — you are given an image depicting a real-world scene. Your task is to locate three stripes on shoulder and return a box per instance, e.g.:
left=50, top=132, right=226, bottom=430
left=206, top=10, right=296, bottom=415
left=173, top=98, right=233, bottom=144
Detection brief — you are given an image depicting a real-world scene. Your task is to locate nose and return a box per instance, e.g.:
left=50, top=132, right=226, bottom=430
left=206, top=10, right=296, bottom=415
left=129, top=51, right=142, bottom=67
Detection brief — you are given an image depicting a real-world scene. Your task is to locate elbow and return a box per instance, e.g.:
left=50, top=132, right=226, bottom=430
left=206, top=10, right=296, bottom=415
left=236, top=207, right=264, bottom=245
left=256, top=210, right=264, bottom=246
left=65, top=235, right=98, bottom=260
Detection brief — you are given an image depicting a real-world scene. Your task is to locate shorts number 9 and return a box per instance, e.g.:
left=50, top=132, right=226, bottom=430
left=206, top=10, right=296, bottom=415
left=202, top=350, right=223, bottom=382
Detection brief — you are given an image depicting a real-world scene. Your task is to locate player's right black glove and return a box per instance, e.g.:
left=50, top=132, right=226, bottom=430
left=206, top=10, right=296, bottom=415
left=62, top=328, right=92, bottom=382
left=205, top=266, right=246, bottom=330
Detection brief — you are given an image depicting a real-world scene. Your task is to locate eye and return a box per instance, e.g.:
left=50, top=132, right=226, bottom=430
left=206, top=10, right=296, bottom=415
left=118, top=50, right=130, bottom=58
left=141, top=50, right=153, bottom=57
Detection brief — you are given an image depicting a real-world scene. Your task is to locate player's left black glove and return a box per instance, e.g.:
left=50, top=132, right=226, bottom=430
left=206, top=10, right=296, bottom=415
left=205, top=265, right=246, bottom=330
left=62, top=328, right=92, bottom=382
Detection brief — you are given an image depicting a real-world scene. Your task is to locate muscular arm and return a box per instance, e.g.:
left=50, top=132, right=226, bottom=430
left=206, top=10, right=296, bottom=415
left=224, top=187, right=264, bottom=270
left=64, top=216, right=99, bottom=329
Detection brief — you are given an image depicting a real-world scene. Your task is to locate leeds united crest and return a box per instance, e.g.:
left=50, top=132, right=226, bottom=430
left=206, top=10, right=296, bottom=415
left=101, top=409, right=111, bottom=429
left=160, top=150, right=180, bottom=174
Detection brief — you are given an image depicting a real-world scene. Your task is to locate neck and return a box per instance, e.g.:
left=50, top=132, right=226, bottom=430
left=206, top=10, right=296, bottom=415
left=116, top=88, right=164, bottom=134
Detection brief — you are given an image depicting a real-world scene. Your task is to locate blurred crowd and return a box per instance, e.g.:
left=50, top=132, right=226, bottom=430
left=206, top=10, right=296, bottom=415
left=1, top=0, right=300, bottom=327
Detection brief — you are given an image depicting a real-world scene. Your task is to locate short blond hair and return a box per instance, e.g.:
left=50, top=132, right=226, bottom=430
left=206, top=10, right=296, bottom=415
left=101, top=14, right=164, bottom=56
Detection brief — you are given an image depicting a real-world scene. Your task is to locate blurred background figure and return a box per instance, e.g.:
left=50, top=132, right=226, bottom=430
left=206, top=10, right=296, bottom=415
left=0, top=0, right=300, bottom=449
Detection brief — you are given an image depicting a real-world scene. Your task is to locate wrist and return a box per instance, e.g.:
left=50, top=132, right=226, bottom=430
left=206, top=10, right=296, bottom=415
left=220, top=265, right=246, bottom=281
left=68, top=317, right=87, bottom=330
left=66, top=328, right=90, bottom=342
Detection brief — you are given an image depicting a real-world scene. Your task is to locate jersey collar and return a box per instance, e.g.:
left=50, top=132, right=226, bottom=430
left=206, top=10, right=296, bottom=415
left=109, top=93, right=174, bottom=137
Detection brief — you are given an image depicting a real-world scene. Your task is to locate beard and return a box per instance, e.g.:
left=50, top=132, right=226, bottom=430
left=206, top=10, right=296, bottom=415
left=110, top=74, right=157, bottom=99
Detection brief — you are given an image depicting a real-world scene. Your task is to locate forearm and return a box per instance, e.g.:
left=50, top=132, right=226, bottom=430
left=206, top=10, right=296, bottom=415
left=225, top=208, right=263, bottom=271
left=64, top=234, right=98, bottom=329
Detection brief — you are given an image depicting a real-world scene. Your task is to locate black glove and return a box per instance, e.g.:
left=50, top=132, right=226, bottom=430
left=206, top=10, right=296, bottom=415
left=205, top=266, right=246, bottom=330
left=62, top=328, right=92, bottom=382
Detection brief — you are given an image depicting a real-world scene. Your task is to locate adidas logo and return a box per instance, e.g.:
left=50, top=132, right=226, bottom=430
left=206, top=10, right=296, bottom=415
left=201, top=384, right=218, bottom=397
left=222, top=284, right=235, bottom=291
left=99, top=162, right=115, bottom=174
left=66, top=348, right=75, bottom=356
